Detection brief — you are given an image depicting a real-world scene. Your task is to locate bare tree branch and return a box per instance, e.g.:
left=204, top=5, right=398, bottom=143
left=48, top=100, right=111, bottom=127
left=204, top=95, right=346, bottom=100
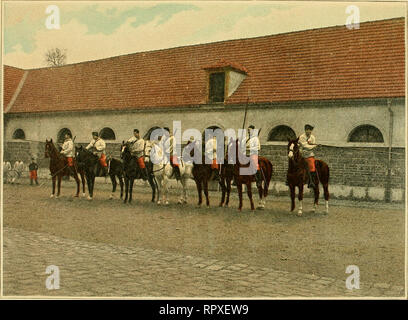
left=45, top=48, right=67, bottom=67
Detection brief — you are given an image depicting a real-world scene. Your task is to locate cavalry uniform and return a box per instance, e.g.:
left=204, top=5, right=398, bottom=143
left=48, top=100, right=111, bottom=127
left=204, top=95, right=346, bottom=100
left=205, top=137, right=219, bottom=170
left=246, top=126, right=262, bottom=186
left=164, top=135, right=179, bottom=168
left=298, top=133, right=317, bottom=173
left=86, top=137, right=107, bottom=168
left=60, top=137, right=74, bottom=167
left=127, top=135, right=146, bottom=169
left=28, top=160, right=39, bottom=185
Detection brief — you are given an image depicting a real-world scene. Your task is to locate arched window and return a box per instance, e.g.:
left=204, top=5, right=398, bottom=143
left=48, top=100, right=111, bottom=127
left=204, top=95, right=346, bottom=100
left=12, top=129, right=26, bottom=140
left=99, top=127, right=116, bottom=140
left=268, top=125, right=296, bottom=141
left=57, top=128, right=72, bottom=143
left=144, top=126, right=162, bottom=140
left=348, top=125, right=384, bottom=143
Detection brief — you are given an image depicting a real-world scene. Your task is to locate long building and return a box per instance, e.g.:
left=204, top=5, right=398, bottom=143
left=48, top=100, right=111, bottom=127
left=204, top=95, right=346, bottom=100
left=3, top=17, right=405, bottom=202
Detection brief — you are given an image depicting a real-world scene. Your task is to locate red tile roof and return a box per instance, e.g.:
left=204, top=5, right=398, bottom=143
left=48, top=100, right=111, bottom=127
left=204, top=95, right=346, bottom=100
left=4, top=18, right=405, bottom=114
left=202, top=59, right=249, bottom=74
left=3, top=65, right=25, bottom=111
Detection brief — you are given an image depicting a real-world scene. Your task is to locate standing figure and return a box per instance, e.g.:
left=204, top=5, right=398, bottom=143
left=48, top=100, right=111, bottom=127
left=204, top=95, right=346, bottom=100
left=86, top=131, right=108, bottom=176
left=298, top=124, right=318, bottom=188
left=28, top=158, right=39, bottom=185
left=127, top=129, right=148, bottom=180
left=246, top=125, right=262, bottom=188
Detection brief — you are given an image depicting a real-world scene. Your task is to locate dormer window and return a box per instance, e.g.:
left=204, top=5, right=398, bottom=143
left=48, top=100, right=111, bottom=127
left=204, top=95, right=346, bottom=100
left=209, top=72, right=226, bottom=103
left=203, top=60, right=248, bottom=104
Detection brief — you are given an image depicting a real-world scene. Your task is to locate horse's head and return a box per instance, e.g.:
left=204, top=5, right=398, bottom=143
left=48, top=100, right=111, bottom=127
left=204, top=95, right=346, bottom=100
left=287, top=138, right=300, bottom=161
left=44, top=139, right=54, bottom=158
left=75, top=145, right=83, bottom=160
left=120, top=141, right=131, bottom=160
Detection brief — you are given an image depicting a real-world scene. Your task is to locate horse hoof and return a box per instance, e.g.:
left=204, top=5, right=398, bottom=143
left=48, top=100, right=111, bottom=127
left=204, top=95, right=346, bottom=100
left=178, top=200, right=183, bottom=204
left=109, top=194, right=114, bottom=200
left=257, top=206, right=264, bottom=210
left=82, top=193, right=86, bottom=197
left=297, top=210, right=302, bottom=216
left=74, top=194, right=79, bottom=198
left=87, top=196, right=93, bottom=201
left=50, top=194, right=54, bottom=198
left=164, top=201, right=169, bottom=205
left=157, top=200, right=161, bottom=205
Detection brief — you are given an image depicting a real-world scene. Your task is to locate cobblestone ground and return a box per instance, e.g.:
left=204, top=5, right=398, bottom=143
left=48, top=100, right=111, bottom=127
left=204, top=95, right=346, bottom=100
left=3, top=227, right=405, bottom=298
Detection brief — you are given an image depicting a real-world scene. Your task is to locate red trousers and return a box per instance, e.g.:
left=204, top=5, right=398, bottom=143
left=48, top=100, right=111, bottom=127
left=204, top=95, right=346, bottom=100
left=29, top=170, right=37, bottom=179
left=250, top=154, right=260, bottom=170
left=211, top=159, right=219, bottom=170
left=99, top=154, right=107, bottom=167
left=67, top=157, right=74, bottom=167
left=170, top=155, right=179, bottom=167
left=137, top=157, right=146, bottom=169
left=305, top=157, right=316, bottom=172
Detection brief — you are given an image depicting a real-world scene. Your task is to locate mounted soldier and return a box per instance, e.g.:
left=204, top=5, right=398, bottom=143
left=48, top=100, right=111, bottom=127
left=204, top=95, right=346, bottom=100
left=127, top=129, right=148, bottom=180
left=246, top=125, right=262, bottom=188
left=298, top=124, right=319, bottom=188
left=60, top=132, right=74, bottom=172
left=162, top=127, right=181, bottom=181
left=86, top=131, right=108, bottom=176
left=205, top=135, right=220, bottom=181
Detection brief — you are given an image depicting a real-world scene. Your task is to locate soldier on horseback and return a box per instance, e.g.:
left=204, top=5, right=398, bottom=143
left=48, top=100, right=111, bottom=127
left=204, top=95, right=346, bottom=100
left=60, top=132, right=74, bottom=166
left=86, top=131, right=108, bottom=176
left=127, top=129, right=148, bottom=180
left=246, top=125, right=262, bottom=188
left=299, top=124, right=318, bottom=188
left=162, top=127, right=181, bottom=181
left=205, top=135, right=220, bottom=181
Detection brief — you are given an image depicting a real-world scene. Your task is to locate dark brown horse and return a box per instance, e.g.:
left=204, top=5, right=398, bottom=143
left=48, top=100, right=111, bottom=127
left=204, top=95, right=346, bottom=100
left=44, top=139, right=85, bottom=198
left=287, top=138, right=330, bottom=216
left=233, top=140, right=273, bottom=211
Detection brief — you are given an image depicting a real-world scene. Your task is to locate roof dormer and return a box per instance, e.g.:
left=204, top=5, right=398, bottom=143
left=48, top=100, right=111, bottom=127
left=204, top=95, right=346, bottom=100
left=203, top=60, right=248, bottom=103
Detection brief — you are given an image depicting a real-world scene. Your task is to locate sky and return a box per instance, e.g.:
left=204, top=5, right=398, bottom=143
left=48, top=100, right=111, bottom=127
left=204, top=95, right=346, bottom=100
left=3, top=1, right=406, bottom=69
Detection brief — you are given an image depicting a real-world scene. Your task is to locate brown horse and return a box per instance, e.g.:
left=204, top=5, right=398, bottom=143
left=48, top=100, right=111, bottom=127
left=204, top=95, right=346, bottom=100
left=287, top=138, right=330, bottom=216
left=233, top=140, right=273, bottom=211
left=45, top=139, right=85, bottom=198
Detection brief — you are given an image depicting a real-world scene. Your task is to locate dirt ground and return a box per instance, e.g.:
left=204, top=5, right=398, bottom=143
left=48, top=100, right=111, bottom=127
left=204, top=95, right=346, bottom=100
left=3, top=179, right=405, bottom=286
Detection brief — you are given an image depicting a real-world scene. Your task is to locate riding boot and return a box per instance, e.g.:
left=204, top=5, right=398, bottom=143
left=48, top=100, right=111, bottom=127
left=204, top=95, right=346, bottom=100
left=174, top=166, right=181, bottom=181
left=307, top=169, right=316, bottom=189
left=142, top=167, right=149, bottom=180
left=30, top=179, right=33, bottom=186
left=102, top=166, right=109, bottom=177
left=255, top=170, right=262, bottom=187
left=35, top=179, right=39, bottom=185
left=213, top=169, right=220, bottom=181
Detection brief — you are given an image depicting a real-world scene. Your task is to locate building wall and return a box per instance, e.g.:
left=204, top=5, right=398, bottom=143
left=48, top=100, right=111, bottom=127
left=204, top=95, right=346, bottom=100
left=4, top=99, right=405, bottom=147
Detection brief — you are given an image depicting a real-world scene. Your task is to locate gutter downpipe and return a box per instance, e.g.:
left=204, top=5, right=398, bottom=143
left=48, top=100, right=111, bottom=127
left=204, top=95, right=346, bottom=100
left=386, top=99, right=393, bottom=203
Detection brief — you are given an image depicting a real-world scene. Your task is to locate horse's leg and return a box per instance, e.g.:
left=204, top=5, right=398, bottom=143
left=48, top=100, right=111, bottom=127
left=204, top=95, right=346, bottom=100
left=237, top=181, right=243, bottom=211
left=109, top=174, right=116, bottom=199
left=124, top=176, right=129, bottom=203
left=203, top=177, right=210, bottom=208
left=56, top=175, right=62, bottom=198
left=73, top=168, right=80, bottom=197
left=129, top=178, right=134, bottom=203
left=322, top=169, right=330, bottom=214
left=247, top=181, right=255, bottom=211
left=289, top=184, right=296, bottom=212
left=219, top=177, right=226, bottom=207
left=257, top=179, right=264, bottom=209
left=119, top=174, right=124, bottom=199
left=51, top=175, right=56, bottom=198
left=148, top=175, right=156, bottom=203
left=90, top=174, right=95, bottom=199
left=80, top=172, right=86, bottom=196
left=225, top=177, right=232, bottom=207
left=297, top=184, right=304, bottom=216
left=195, top=179, right=202, bottom=207
left=313, top=181, right=320, bottom=213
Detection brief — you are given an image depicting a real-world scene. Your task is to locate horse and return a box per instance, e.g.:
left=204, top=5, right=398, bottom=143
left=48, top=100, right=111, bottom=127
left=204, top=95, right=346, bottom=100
left=286, top=138, right=330, bottom=216
left=120, top=141, right=157, bottom=204
left=233, top=140, right=273, bottom=211
left=150, top=141, right=194, bottom=205
left=107, top=156, right=124, bottom=200
left=74, top=145, right=107, bottom=200
left=45, top=139, right=85, bottom=198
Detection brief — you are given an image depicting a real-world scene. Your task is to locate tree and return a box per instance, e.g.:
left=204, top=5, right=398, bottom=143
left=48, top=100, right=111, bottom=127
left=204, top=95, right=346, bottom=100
left=45, top=48, right=67, bottom=67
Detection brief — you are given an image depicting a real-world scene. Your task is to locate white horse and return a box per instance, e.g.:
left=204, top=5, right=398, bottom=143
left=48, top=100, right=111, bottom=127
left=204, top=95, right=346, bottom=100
left=149, top=141, right=193, bottom=205
left=8, top=160, right=25, bottom=184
